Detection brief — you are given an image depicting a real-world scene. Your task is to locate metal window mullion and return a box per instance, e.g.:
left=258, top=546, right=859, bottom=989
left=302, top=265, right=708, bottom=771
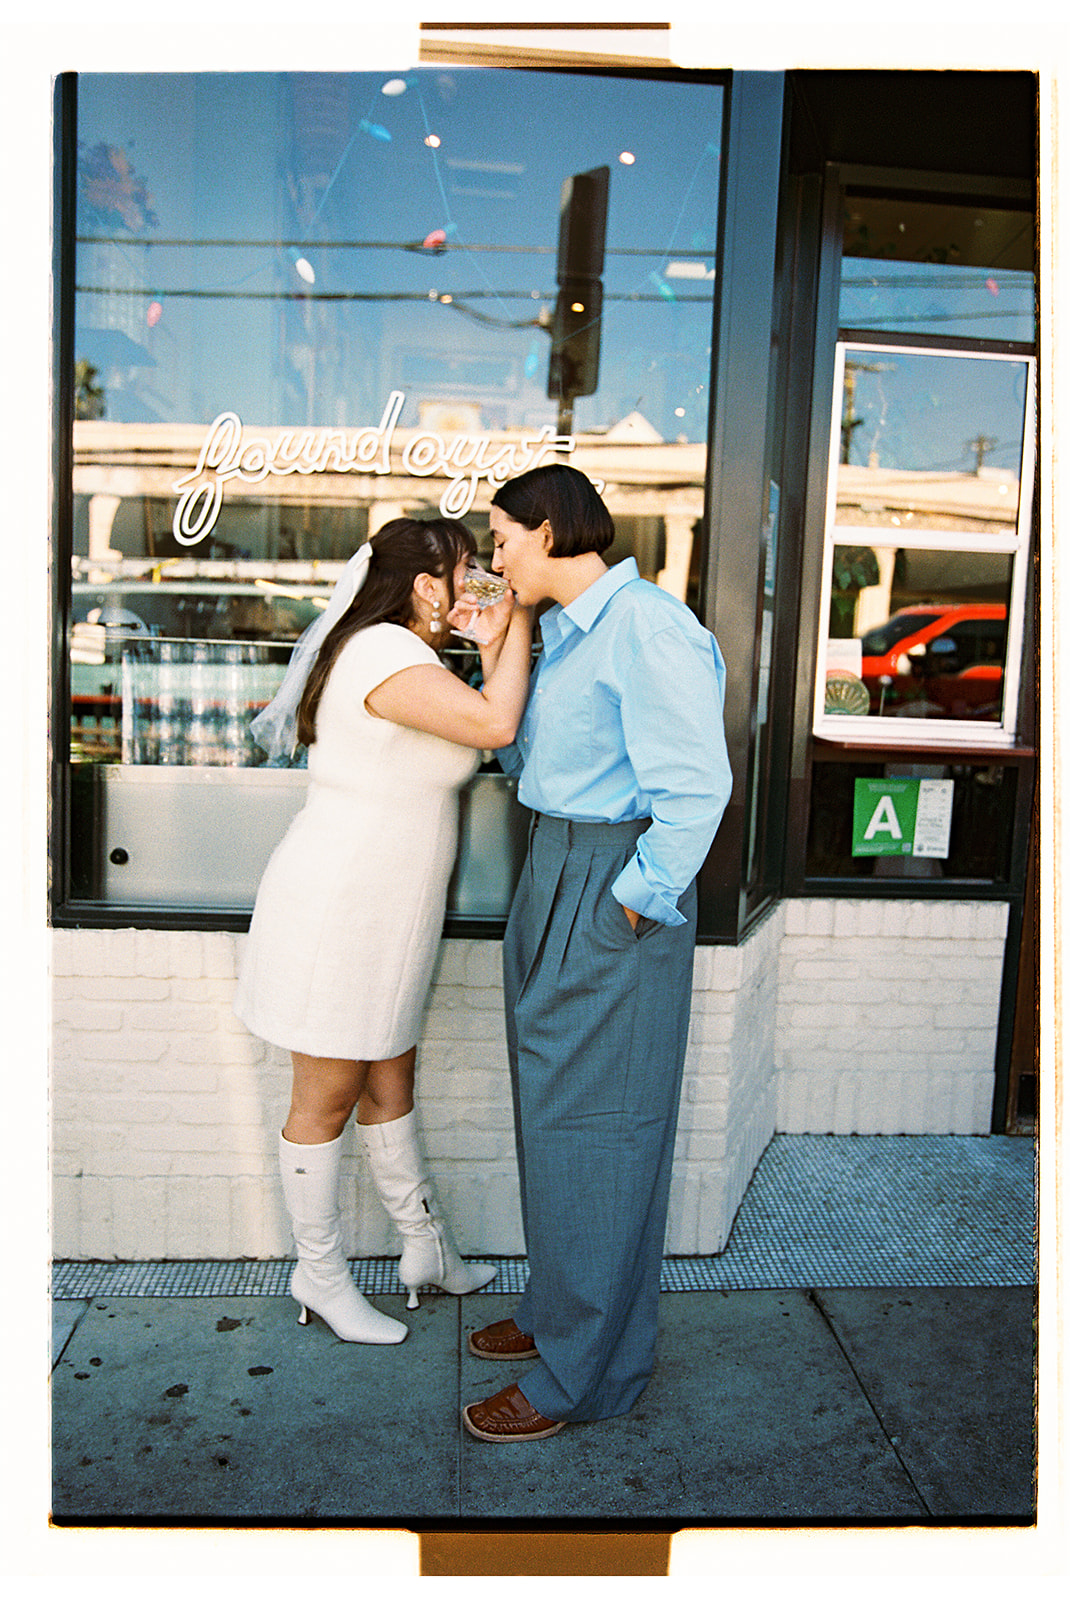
left=812, top=340, right=849, bottom=733
left=829, top=525, right=1023, bottom=556
left=998, top=361, right=1038, bottom=737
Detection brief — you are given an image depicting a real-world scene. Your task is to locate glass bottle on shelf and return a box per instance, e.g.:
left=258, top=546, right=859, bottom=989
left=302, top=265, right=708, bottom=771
left=155, top=641, right=185, bottom=765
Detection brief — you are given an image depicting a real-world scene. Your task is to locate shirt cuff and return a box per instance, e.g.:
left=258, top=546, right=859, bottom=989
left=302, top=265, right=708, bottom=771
left=611, top=854, right=686, bottom=927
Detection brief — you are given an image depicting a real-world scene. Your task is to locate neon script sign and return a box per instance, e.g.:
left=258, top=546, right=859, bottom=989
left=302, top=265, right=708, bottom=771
left=172, top=392, right=586, bottom=546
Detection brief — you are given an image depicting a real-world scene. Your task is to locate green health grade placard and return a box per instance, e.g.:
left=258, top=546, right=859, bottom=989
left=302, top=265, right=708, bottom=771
left=852, top=778, right=954, bottom=858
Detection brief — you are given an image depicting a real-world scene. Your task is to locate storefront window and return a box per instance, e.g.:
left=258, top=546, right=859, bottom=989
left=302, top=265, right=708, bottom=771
left=813, top=342, right=1034, bottom=748
left=64, top=69, right=725, bottom=915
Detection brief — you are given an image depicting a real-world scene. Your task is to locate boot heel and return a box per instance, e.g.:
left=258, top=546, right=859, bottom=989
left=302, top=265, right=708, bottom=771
left=298, top=1304, right=311, bottom=1326
left=407, top=1289, right=421, bottom=1309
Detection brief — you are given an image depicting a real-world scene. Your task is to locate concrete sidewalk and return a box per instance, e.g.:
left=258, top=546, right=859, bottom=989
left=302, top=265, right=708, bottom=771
left=50, top=1134, right=1038, bottom=1532
left=51, top=1282, right=1035, bottom=1526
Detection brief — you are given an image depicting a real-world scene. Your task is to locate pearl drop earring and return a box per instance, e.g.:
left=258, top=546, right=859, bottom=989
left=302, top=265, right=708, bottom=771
left=430, top=599, right=442, bottom=633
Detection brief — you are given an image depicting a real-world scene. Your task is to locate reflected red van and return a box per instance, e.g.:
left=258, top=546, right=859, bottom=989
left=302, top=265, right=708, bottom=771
left=859, top=604, right=1008, bottom=719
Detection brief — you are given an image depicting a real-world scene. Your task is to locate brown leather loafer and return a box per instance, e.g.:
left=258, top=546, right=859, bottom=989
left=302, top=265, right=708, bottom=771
left=467, top=1316, right=539, bottom=1360
left=462, top=1383, right=565, bottom=1441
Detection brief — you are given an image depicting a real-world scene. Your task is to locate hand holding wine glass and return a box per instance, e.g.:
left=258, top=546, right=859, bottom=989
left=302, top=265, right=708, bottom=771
left=448, top=566, right=513, bottom=645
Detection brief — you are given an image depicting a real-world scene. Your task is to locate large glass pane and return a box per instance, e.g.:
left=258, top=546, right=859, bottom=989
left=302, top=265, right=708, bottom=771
left=839, top=194, right=1035, bottom=342
left=823, top=544, right=1012, bottom=723
left=834, top=349, right=1031, bottom=534
left=68, top=68, right=724, bottom=907
left=77, top=70, right=721, bottom=438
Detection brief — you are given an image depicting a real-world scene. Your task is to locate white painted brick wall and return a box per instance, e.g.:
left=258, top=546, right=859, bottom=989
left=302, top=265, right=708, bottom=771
left=673, top=931, right=772, bottom=1253
left=51, top=896, right=1008, bottom=1260
left=774, top=900, right=1008, bottom=1136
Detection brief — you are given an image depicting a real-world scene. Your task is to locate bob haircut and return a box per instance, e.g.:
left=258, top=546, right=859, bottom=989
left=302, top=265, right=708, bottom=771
left=491, top=463, right=615, bottom=559
left=297, top=515, right=475, bottom=748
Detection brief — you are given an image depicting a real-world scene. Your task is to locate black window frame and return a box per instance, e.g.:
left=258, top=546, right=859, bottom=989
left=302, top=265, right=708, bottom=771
left=780, top=158, right=1038, bottom=908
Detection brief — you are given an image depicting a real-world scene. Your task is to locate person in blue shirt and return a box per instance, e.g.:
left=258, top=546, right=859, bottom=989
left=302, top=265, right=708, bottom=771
left=462, top=463, right=732, bottom=1442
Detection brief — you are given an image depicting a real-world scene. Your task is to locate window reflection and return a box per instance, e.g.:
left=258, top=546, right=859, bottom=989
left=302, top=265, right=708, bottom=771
left=818, top=343, right=1030, bottom=732
left=808, top=183, right=1036, bottom=880
left=839, top=193, right=1035, bottom=342
left=75, top=70, right=722, bottom=445
left=70, top=69, right=725, bottom=778
left=835, top=350, right=1028, bottom=531
left=824, top=545, right=1012, bottom=722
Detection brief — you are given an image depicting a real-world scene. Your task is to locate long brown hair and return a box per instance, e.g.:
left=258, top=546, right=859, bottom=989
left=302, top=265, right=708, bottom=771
left=296, top=516, right=475, bottom=748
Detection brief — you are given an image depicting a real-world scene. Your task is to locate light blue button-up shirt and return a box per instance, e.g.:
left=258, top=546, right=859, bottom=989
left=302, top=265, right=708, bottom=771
left=499, top=557, right=732, bottom=926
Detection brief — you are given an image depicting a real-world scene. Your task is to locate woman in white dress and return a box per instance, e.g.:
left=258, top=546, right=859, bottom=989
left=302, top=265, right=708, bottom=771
left=234, top=516, right=531, bottom=1345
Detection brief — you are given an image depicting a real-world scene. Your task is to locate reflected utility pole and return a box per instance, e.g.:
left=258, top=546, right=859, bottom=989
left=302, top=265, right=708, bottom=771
left=966, top=434, right=998, bottom=473
left=841, top=358, right=893, bottom=464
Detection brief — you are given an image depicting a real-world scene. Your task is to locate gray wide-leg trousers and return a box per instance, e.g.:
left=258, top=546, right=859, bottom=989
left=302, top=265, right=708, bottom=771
left=502, top=813, right=697, bottom=1422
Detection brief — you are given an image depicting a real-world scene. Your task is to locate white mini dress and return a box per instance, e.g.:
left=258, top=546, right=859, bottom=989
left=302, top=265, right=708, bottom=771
left=233, top=623, right=479, bottom=1059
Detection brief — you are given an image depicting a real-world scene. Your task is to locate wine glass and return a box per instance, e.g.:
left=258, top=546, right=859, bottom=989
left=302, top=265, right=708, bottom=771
left=451, top=566, right=510, bottom=641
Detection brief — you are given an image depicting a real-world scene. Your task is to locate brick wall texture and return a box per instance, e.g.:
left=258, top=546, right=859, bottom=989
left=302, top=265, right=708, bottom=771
left=51, top=899, right=1009, bottom=1260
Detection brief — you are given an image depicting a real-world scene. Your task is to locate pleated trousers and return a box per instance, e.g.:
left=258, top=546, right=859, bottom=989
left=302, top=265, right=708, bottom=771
left=502, top=812, right=698, bottom=1422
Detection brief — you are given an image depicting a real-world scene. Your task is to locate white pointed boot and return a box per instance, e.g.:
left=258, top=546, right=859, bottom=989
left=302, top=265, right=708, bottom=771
left=358, top=1111, right=497, bottom=1308
left=278, top=1131, right=407, bottom=1344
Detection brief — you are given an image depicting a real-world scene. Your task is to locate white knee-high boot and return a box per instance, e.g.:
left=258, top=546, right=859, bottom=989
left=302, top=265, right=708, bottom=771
left=358, top=1111, right=497, bottom=1308
left=279, top=1131, right=407, bottom=1344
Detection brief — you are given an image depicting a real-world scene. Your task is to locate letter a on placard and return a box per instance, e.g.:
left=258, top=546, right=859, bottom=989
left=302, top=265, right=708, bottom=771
left=863, top=794, right=903, bottom=840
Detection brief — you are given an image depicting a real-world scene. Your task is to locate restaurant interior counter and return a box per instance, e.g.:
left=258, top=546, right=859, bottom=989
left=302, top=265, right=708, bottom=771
left=67, top=623, right=529, bottom=920
left=70, top=763, right=527, bottom=919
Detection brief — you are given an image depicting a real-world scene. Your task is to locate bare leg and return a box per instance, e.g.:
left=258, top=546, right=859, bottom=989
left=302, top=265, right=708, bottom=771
left=283, top=1046, right=417, bottom=1142
left=283, top=1052, right=368, bottom=1145
left=357, top=1046, right=417, bottom=1127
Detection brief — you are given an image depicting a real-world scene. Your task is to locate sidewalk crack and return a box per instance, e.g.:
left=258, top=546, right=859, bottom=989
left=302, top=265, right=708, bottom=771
left=52, top=1298, right=92, bottom=1371
left=808, top=1287, right=934, bottom=1518
left=453, top=1298, right=464, bottom=1519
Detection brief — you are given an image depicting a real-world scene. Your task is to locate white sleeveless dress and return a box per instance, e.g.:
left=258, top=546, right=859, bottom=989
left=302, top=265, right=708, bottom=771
left=233, top=623, right=479, bottom=1059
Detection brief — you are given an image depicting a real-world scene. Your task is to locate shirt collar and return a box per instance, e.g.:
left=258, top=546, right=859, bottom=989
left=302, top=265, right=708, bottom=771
left=540, top=557, right=640, bottom=652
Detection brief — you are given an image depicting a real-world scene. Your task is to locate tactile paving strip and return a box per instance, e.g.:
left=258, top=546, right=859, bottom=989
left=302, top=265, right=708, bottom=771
left=662, top=1132, right=1036, bottom=1290
left=52, top=1133, right=1036, bottom=1300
